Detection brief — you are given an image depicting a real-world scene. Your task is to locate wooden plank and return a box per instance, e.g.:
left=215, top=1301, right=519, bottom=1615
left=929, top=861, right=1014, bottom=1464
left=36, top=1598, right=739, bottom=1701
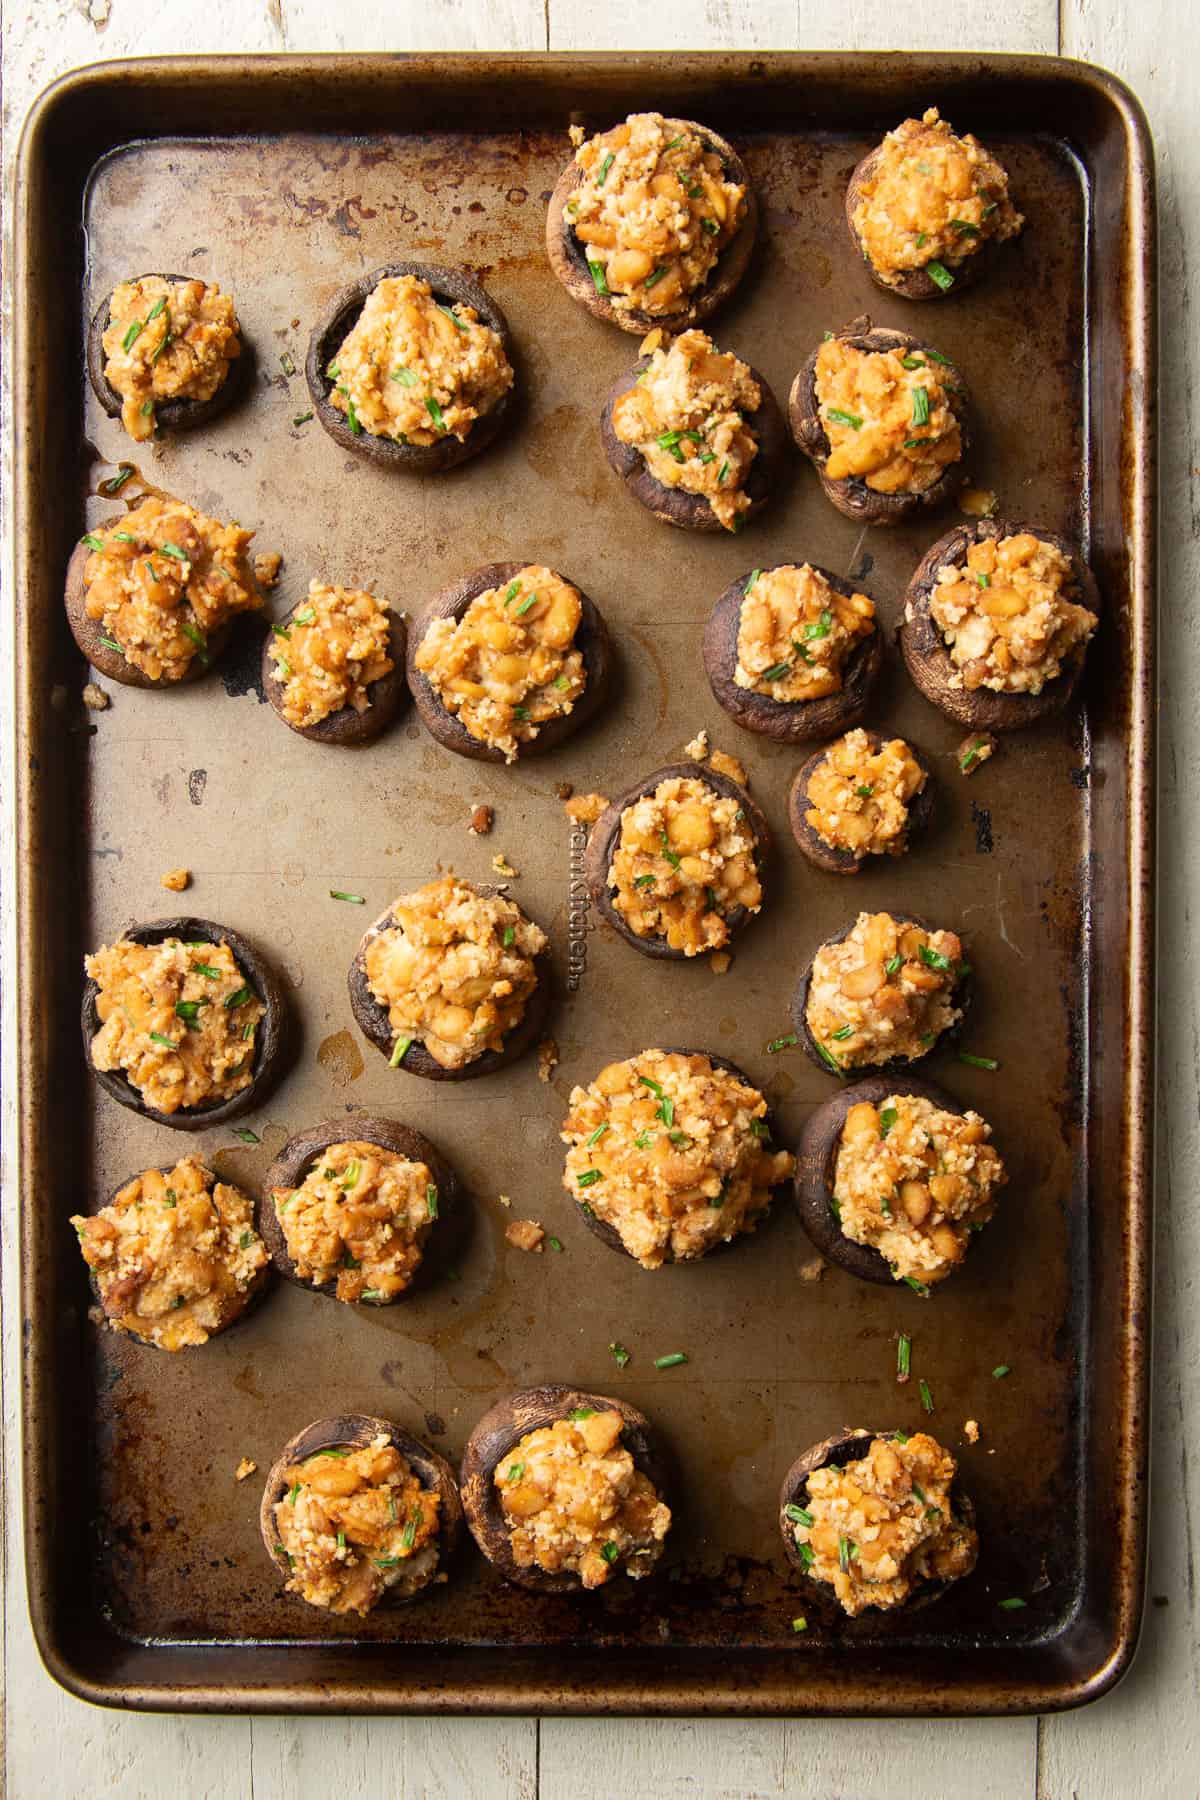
left=249, top=1715, right=538, bottom=1800
left=547, top=0, right=1055, bottom=51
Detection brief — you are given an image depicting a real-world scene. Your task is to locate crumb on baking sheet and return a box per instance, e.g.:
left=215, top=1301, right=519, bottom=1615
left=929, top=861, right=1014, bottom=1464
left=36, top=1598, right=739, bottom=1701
left=564, top=791, right=608, bottom=825
left=161, top=867, right=191, bottom=892
left=960, top=485, right=999, bottom=518
left=683, top=727, right=710, bottom=761
left=708, top=747, right=746, bottom=785
left=957, top=732, right=997, bottom=776
left=799, top=1257, right=826, bottom=1283
left=506, top=1218, right=544, bottom=1252
left=639, top=327, right=665, bottom=356
left=491, top=851, right=518, bottom=878
left=710, top=951, right=732, bottom=975
left=82, top=682, right=110, bottom=711
left=469, top=803, right=494, bottom=836
left=553, top=781, right=574, bottom=801
left=497, top=1193, right=512, bottom=1208
left=254, top=551, right=282, bottom=588
left=537, top=1038, right=559, bottom=1083
left=235, top=1457, right=258, bottom=1481
left=964, top=1419, right=980, bottom=1444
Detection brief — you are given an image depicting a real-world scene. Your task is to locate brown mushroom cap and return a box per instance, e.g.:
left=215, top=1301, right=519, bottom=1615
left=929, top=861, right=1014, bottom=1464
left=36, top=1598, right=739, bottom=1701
left=787, top=732, right=937, bottom=875
left=792, top=912, right=970, bottom=1081
left=258, top=1116, right=463, bottom=1303
left=779, top=1426, right=976, bottom=1602
left=460, top=1384, right=670, bottom=1593
left=86, top=272, right=250, bottom=433
left=899, top=518, right=1100, bottom=732
left=545, top=121, right=757, bottom=334
left=570, top=1046, right=785, bottom=1263
left=80, top=915, right=290, bottom=1130
left=600, top=357, right=789, bottom=534
left=702, top=566, right=884, bottom=742
left=793, top=1071, right=970, bottom=1284
left=584, top=762, right=772, bottom=961
left=305, top=262, right=515, bottom=473
left=787, top=317, right=972, bottom=525
left=261, top=601, right=408, bottom=747
left=260, top=1413, right=463, bottom=1607
left=64, top=537, right=241, bottom=689
left=80, top=1161, right=272, bottom=1349
left=406, top=562, right=613, bottom=763
left=845, top=147, right=1005, bottom=301
left=346, top=887, right=553, bottom=1082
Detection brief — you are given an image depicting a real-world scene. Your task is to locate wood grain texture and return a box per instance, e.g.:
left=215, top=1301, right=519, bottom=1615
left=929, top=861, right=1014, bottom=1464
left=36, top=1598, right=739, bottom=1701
left=1, top=0, right=1192, bottom=1796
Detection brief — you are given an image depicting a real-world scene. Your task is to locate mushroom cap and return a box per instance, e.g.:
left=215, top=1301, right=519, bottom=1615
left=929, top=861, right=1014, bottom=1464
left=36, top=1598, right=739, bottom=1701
left=261, top=602, right=408, bottom=746
left=87, top=271, right=250, bottom=433
left=787, top=732, right=937, bottom=875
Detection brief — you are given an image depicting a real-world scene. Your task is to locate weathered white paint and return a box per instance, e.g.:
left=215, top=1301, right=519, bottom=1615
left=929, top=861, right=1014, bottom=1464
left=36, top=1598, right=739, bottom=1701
left=2, top=1, right=1195, bottom=1796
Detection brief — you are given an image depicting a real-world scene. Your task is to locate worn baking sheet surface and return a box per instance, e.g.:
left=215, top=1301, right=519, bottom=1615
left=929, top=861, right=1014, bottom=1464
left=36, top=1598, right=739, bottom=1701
left=15, top=55, right=1154, bottom=1713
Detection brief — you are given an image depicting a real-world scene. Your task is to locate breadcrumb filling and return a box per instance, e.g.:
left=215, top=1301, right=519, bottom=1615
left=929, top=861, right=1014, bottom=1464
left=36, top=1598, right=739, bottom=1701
left=102, top=275, right=241, bottom=441
left=816, top=337, right=962, bottom=494
left=929, top=533, right=1098, bottom=694
left=608, top=775, right=761, bottom=955
left=735, top=564, right=875, bottom=702
left=268, top=583, right=393, bottom=727
left=806, top=911, right=963, bottom=1071
left=272, top=1140, right=437, bottom=1302
left=804, top=731, right=926, bottom=858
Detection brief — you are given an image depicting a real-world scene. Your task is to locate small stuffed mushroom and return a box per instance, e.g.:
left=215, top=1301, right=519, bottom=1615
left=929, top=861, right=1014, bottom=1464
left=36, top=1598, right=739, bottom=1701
left=788, top=318, right=971, bottom=526
left=846, top=107, right=1025, bottom=301
left=460, top=1385, right=672, bottom=1593
left=306, top=262, right=515, bottom=473
left=348, top=875, right=552, bottom=1081
left=703, top=563, right=883, bottom=742
left=546, top=111, right=757, bottom=334
left=788, top=730, right=935, bottom=875
left=794, top=1072, right=1005, bottom=1289
left=65, top=494, right=264, bottom=688
left=561, top=1046, right=794, bottom=1268
left=585, top=762, right=771, bottom=960
left=407, top=561, right=612, bottom=763
left=899, top=519, right=1101, bottom=731
left=779, top=1428, right=978, bottom=1614
left=262, top=1414, right=463, bottom=1615
left=601, top=330, right=789, bottom=534
left=262, top=582, right=407, bottom=746
left=70, top=1154, right=270, bottom=1350
left=793, top=910, right=969, bottom=1079
left=260, top=1116, right=461, bottom=1304
left=87, top=272, right=245, bottom=442
left=81, top=916, right=289, bottom=1129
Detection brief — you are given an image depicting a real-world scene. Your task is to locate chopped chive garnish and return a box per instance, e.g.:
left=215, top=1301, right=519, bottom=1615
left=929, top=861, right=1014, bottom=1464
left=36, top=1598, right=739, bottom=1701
left=610, top=1342, right=631, bottom=1367
left=901, top=354, right=925, bottom=369
left=785, top=1503, right=813, bottom=1526
left=950, top=218, right=980, bottom=236
left=760, top=660, right=792, bottom=683
left=389, top=1034, right=411, bottom=1067
left=838, top=1536, right=852, bottom=1572
left=918, top=943, right=953, bottom=972
left=750, top=1119, right=771, bottom=1142
left=346, top=396, right=362, bottom=435
left=547, top=1236, right=564, bottom=1252
left=191, top=962, right=221, bottom=979
left=329, top=890, right=365, bottom=904
left=634, top=1129, right=655, bottom=1148
left=316, top=1450, right=349, bottom=1458
left=992, top=1363, right=1011, bottom=1379
left=239, top=1231, right=253, bottom=1249
left=826, top=407, right=863, bottom=430
left=587, top=259, right=609, bottom=296
left=503, top=580, right=521, bottom=604
left=391, top=366, right=418, bottom=386
left=600, top=1541, right=620, bottom=1564
left=659, top=831, right=682, bottom=869
left=159, top=541, right=189, bottom=563
left=501, top=924, right=516, bottom=948
left=596, top=151, right=615, bottom=186
left=855, top=784, right=874, bottom=799
left=180, top=620, right=208, bottom=657
left=829, top=1197, right=842, bottom=1221
left=294, top=605, right=315, bottom=625
left=803, top=610, right=833, bottom=641
left=437, top=303, right=469, bottom=331
left=634, top=873, right=656, bottom=890
left=999, top=1597, right=1027, bottom=1611
left=577, top=1168, right=603, bottom=1188
left=292, top=411, right=313, bottom=426
left=111, top=533, right=136, bottom=544
left=717, top=459, right=730, bottom=483
left=401, top=1507, right=420, bottom=1548
left=425, top=396, right=447, bottom=432
left=342, top=1250, right=360, bottom=1270
left=911, top=386, right=931, bottom=427
left=904, top=1276, right=931, bottom=1297
left=274, top=1543, right=293, bottom=1565
left=879, top=1106, right=898, bottom=1137
left=792, top=1617, right=808, bottom=1633
left=98, top=634, right=125, bottom=655
left=745, top=569, right=762, bottom=592
left=288, top=1483, right=300, bottom=1505
left=102, top=464, right=136, bottom=493
left=174, top=999, right=208, bottom=1022
left=797, top=1542, right=815, bottom=1567
left=271, top=623, right=291, bottom=640
left=326, top=361, right=340, bottom=379
left=233, top=1128, right=260, bottom=1145
left=814, top=1040, right=842, bottom=1075
left=505, top=1461, right=526, bottom=1483
left=426, top=1184, right=439, bottom=1219
left=341, top=1160, right=361, bottom=1188
left=919, top=1378, right=934, bottom=1413
left=915, top=231, right=927, bottom=248
left=643, top=266, right=669, bottom=289
left=702, top=217, right=720, bottom=235
left=276, top=656, right=292, bottom=678
left=122, top=319, right=144, bottom=350
left=897, top=1334, right=912, bottom=1380
left=553, top=674, right=571, bottom=689
left=925, top=260, right=955, bottom=291
left=81, top=533, right=105, bottom=552
left=515, top=593, right=538, bottom=617
left=654, top=1352, right=688, bottom=1369
left=829, top=1025, right=853, bottom=1042
left=224, top=986, right=252, bottom=1009
left=663, top=135, right=684, bottom=150
left=149, top=1031, right=176, bottom=1049
left=959, top=1052, right=1000, bottom=1071
left=767, top=1033, right=798, bottom=1054
left=586, top=1123, right=610, bottom=1147
left=904, top=436, right=935, bottom=449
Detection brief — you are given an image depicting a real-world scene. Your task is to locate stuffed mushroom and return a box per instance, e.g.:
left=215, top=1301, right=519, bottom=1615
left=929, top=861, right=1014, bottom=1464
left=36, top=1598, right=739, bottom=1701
left=262, top=582, right=406, bottom=746
left=788, top=318, right=970, bottom=524
left=65, top=494, right=264, bottom=688
left=793, top=910, right=969, bottom=1078
left=546, top=112, right=756, bottom=333
left=703, top=563, right=883, bottom=742
left=71, top=1155, right=270, bottom=1350
left=846, top=107, right=1024, bottom=300
left=788, top=730, right=935, bottom=875
left=262, top=1414, right=462, bottom=1614
left=88, top=272, right=245, bottom=441
left=347, top=876, right=552, bottom=1081
left=460, top=1385, right=671, bottom=1592
left=900, top=519, right=1100, bottom=730
left=408, top=562, right=611, bottom=763
left=779, top=1428, right=978, bottom=1614
left=602, top=329, right=788, bottom=533
left=561, top=1047, right=793, bottom=1268
left=260, top=1116, right=460, bottom=1304
left=81, top=916, right=289, bottom=1128
left=794, top=1072, right=1005, bottom=1289
left=306, top=263, right=515, bottom=472
left=585, top=763, right=770, bottom=960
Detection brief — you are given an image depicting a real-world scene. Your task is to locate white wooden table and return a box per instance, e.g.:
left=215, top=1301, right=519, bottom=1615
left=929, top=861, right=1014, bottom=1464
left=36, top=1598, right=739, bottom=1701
left=2, top=3, right=1196, bottom=1795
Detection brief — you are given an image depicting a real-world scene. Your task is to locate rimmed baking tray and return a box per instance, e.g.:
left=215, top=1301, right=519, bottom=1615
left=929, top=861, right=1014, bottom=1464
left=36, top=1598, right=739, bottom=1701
left=14, top=52, right=1155, bottom=1714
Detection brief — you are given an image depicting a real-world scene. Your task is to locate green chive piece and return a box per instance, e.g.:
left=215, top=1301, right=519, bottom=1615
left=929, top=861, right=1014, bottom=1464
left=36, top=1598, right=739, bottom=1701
left=180, top=621, right=208, bottom=658
left=329, top=890, right=365, bottom=904
left=426, top=1184, right=439, bottom=1219
left=81, top=533, right=106, bottom=552
left=577, top=1168, right=603, bottom=1188
left=654, top=1352, right=688, bottom=1370
left=600, top=1541, right=620, bottom=1565
left=717, top=459, right=730, bottom=483
left=826, top=407, right=864, bottom=430
left=803, top=610, right=833, bottom=641
left=610, top=1342, right=631, bottom=1367
left=798, top=1542, right=815, bottom=1568
left=288, top=1483, right=300, bottom=1505
left=224, top=986, right=252, bottom=1009
left=785, top=1504, right=813, bottom=1526
left=389, top=1034, right=412, bottom=1068
left=425, top=396, right=447, bottom=432
left=792, top=1617, right=808, bottom=1633
left=901, top=354, right=925, bottom=370
left=898, top=1334, right=912, bottom=1380
left=829, top=1025, right=853, bottom=1042
left=190, top=962, right=221, bottom=979
left=884, top=953, right=904, bottom=976
left=293, top=605, right=316, bottom=625
left=596, top=151, right=614, bottom=186
left=122, top=318, right=144, bottom=350
left=547, top=1236, right=564, bottom=1253
left=855, top=784, right=874, bottom=799
left=149, top=1031, right=176, bottom=1049
left=98, top=634, right=125, bottom=656
left=904, top=1276, right=931, bottom=1297
left=838, top=1536, right=852, bottom=1572
left=745, top=569, right=762, bottom=592
left=437, top=303, right=469, bottom=331
left=271, top=623, right=292, bottom=640
left=503, top=580, right=522, bottom=604
left=814, top=1040, right=842, bottom=1075
left=567, top=1407, right=596, bottom=1423
left=879, top=1106, right=898, bottom=1137
left=925, top=260, right=955, bottom=291
left=239, top=1231, right=253, bottom=1249
left=159, top=541, right=190, bottom=563
left=999, top=1597, right=1027, bottom=1611
left=101, top=464, right=136, bottom=494
left=918, top=943, right=953, bottom=973
left=950, top=218, right=980, bottom=237
left=233, top=1128, right=260, bottom=1145
left=315, top=1449, right=349, bottom=1458
left=587, top=259, right=609, bottom=296
left=374, top=1555, right=401, bottom=1569
left=959, top=1052, right=1000, bottom=1071
left=829, top=1197, right=842, bottom=1221
left=915, top=231, right=928, bottom=248
left=919, top=1378, right=934, bottom=1413
left=702, top=217, right=720, bottom=236
left=346, top=396, right=362, bottom=435
left=992, top=1363, right=1011, bottom=1379
left=173, top=999, right=207, bottom=1022
left=391, top=366, right=418, bottom=386
left=586, top=1123, right=610, bottom=1147
left=643, top=266, right=669, bottom=290
left=750, top=1119, right=771, bottom=1142
left=760, top=660, right=792, bottom=683
left=515, top=593, right=538, bottom=617
left=401, top=1506, right=420, bottom=1549
left=293, top=411, right=313, bottom=426
left=904, top=436, right=935, bottom=449
left=505, top=1461, right=526, bottom=1483
left=911, top=385, right=931, bottom=428
left=767, top=1033, right=798, bottom=1054
left=634, top=873, right=656, bottom=891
